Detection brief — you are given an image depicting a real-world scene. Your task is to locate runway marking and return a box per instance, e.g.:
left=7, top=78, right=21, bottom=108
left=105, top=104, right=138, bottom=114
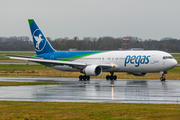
left=168, top=81, right=180, bottom=86
left=158, top=81, right=170, bottom=84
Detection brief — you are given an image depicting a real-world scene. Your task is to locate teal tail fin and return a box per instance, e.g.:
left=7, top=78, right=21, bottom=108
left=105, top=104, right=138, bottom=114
left=28, top=19, right=55, bottom=55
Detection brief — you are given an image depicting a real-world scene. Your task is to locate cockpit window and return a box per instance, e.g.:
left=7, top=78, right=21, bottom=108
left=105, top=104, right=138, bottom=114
left=163, top=56, right=174, bottom=59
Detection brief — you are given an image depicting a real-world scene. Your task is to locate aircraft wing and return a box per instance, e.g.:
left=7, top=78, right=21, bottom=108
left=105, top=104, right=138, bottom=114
left=7, top=55, right=112, bottom=69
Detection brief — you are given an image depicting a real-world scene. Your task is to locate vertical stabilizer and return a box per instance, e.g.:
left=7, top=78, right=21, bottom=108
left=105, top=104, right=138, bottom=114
left=28, top=19, right=56, bottom=55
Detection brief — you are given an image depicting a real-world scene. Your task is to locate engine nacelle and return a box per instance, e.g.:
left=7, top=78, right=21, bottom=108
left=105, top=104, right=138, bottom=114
left=83, top=65, right=102, bottom=76
left=131, top=72, right=147, bottom=76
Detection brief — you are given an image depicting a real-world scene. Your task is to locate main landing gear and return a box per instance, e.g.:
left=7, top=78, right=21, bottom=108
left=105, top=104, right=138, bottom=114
left=106, top=72, right=117, bottom=80
left=79, top=75, right=90, bottom=81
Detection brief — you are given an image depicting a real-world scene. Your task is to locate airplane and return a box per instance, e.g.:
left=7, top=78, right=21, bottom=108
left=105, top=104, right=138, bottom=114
left=7, top=19, right=177, bottom=81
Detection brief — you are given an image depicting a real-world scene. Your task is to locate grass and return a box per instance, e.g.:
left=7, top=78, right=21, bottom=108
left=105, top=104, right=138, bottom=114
left=0, top=81, right=65, bottom=86
left=0, top=101, right=180, bottom=119
left=0, top=51, right=35, bottom=62
left=0, top=64, right=48, bottom=70
left=171, top=54, right=180, bottom=64
left=168, top=66, right=180, bottom=73
left=0, top=64, right=179, bottom=80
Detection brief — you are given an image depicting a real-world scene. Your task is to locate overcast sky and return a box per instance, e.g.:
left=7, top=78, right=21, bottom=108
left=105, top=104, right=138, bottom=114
left=1, top=0, right=180, bottom=40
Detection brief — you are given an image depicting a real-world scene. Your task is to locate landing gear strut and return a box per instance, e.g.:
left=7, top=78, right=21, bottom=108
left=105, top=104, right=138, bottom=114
left=79, top=75, right=90, bottom=81
left=106, top=72, right=117, bottom=80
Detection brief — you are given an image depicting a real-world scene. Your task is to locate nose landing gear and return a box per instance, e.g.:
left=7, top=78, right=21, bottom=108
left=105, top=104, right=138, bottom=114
left=160, top=71, right=167, bottom=81
left=160, top=74, right=166, bottom=81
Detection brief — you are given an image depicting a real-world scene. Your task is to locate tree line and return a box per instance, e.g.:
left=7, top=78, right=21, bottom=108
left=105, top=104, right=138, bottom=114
left=0, top=36, right=180, bottom=52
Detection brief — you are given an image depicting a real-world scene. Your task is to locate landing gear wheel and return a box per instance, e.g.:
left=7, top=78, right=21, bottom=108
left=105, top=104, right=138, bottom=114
left=87, top=76, right=90, bottom=81
left=113, top=75, right=117, bottom=80
left=160, top=74, right=166, bottom=81
left=79, top=75, right=83, bottom=81
left=83, top=75, right=87, bottom=81
left=106, top=75, right=110, bottom=80
left=79, top=75, right=90, bottom=81
left=106, top=73, right=117, bottom=80
left=160, top=77, right=166, bottom=81
left=110, top=75, right=113, bottom=80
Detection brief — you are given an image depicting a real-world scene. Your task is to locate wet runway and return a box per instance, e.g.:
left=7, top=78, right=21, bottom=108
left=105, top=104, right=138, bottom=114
left=0, top=77, right=180, bottom=104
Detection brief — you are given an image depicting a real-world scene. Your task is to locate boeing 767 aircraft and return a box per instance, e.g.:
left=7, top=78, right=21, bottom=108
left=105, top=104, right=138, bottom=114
left=7, top=19, right=177, bottom=81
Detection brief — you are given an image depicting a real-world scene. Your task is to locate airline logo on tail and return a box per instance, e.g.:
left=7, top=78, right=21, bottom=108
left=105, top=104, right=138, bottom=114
left=33, top=29, right=46, bottom=52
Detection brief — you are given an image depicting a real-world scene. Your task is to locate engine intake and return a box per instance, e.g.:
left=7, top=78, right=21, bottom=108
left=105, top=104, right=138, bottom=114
left=83, top=65, right=102, bottom=76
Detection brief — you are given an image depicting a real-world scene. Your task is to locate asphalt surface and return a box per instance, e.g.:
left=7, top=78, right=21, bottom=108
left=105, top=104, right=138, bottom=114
left=0, top=77, right=180, bottom=104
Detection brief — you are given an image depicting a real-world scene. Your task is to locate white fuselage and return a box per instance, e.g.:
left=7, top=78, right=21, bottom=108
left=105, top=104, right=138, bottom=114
left=50, top=50, right=177, bottom=73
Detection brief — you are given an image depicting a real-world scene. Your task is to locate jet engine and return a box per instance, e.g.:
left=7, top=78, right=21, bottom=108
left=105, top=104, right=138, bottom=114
left=83, top=65, right=102, bottom=76
left=131, top=72, right=147, bottom=76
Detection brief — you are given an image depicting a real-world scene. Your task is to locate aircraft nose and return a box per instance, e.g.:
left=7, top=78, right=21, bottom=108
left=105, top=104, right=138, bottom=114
left=171, top=59, right=177, bottom=68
